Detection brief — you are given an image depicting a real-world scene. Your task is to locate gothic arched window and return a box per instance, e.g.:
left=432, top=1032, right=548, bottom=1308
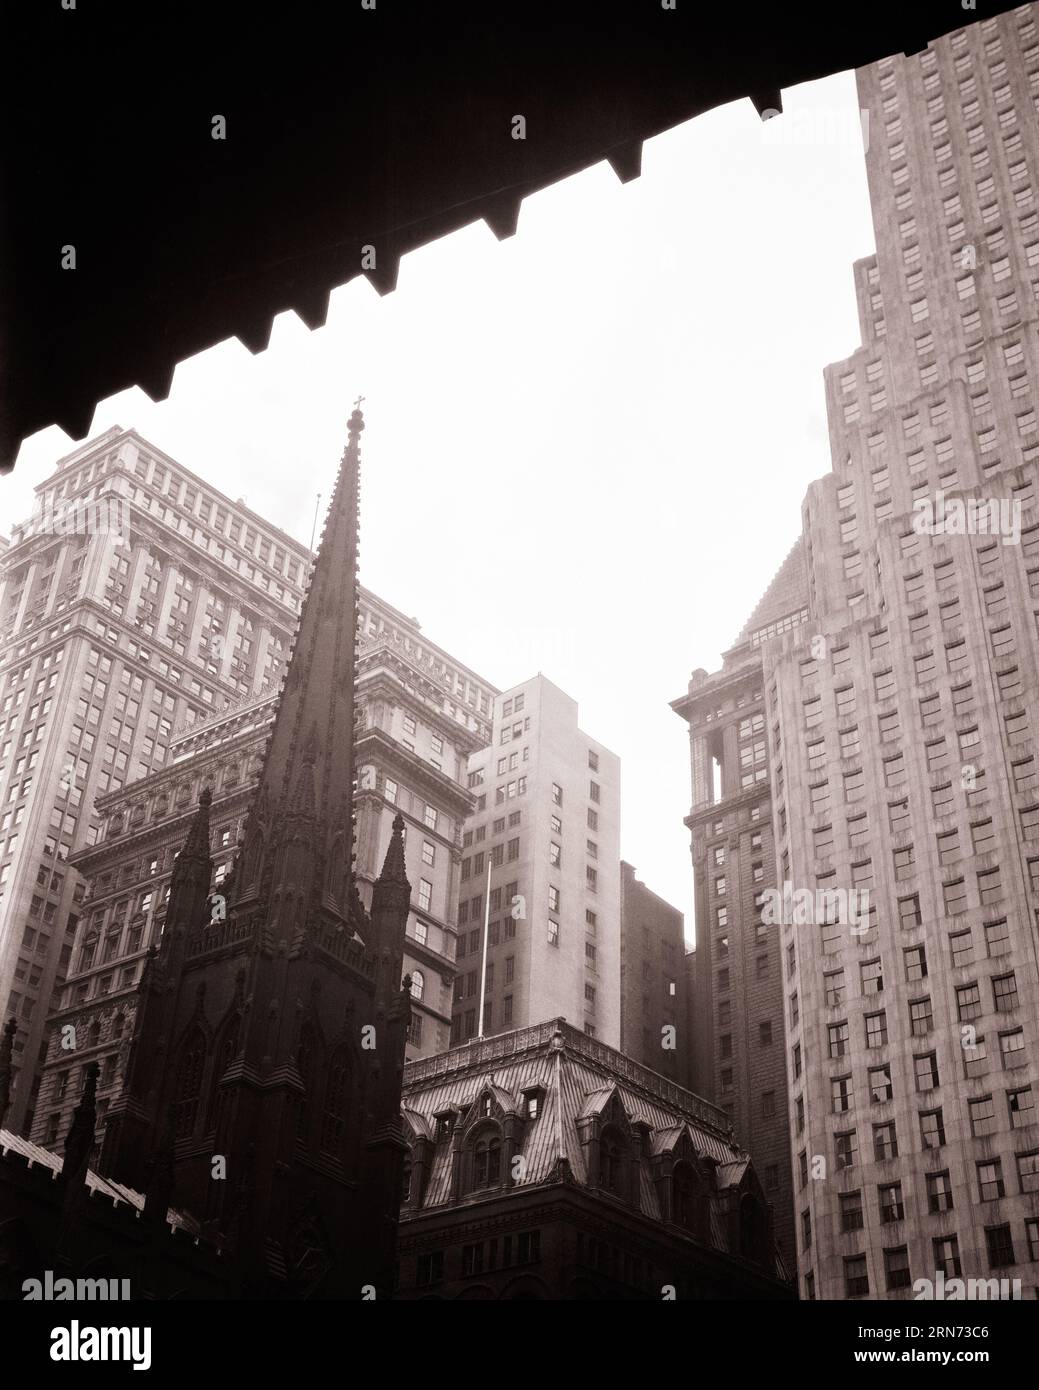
left=599, top=1127, right=626, bottom=1197
left=672, top=1161, right=697, bottom=1230
left=320, top=1049, right=350, bottom=1155
left=296, top=1024, right=316, bottom=1141
left=740, top=1193, right=767, bottom=1263
left=410, top=970, right=425, bottom=1002
left=172, top=1027, right=206, bottom=1138
left=207, top=1015, right=240, bottom=1127
left=401, top=1157, right=412, bottom=1206
left=472, top=1128, right=502, bottom=1189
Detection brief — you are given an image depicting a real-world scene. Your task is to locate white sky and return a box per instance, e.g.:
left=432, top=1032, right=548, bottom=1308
left=4, top=71, right=876, bottom=944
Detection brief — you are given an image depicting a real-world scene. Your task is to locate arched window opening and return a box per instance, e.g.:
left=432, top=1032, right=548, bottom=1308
left=600, top=1127, right=625, bottom=1196
left=672, top=1161, right=697, bottom=1230
left=207, top=1015, right=240, bottom=1126
left=472, top=1130, right=502, bottom=1189
left=320, top=1051, right=349, bottom=1155
left=740, top=1194, right=766, bottom=1262
left=172, top=1028, right=206, bottom=1138
left=410, top=970, right=425, bottom=1002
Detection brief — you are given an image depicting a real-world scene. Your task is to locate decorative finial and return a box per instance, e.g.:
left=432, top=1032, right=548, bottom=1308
left=199, top=786, right=212, bottom=809
left=391, top=812, right=405, bottom=834
left=348, top=399, right=365, bottom=439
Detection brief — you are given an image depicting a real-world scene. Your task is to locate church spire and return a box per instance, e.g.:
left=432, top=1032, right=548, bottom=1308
left=231, top=404, right=364, bottom=933
left=157, top=785, right=214, bottom=963
left=377, top=812, right=410, bottom=890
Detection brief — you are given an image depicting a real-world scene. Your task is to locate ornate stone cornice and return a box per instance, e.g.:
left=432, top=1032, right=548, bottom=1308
left=355, top=727, right=475, bottom=816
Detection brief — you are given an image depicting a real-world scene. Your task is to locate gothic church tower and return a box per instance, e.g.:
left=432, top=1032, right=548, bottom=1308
left=100, top=406, right=412, bottom=1298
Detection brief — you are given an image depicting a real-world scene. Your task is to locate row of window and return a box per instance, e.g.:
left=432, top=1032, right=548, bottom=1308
left=829, top=1216, right=1037, bottom=1300
left=413, top=1228, right=541, bottom=1287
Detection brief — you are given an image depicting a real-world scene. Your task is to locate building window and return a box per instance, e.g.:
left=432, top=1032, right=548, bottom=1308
left=873, top=1122, right=898, bottom=1161
left=879, top=1182, right=904, bottom=1223
left=920, top=1108, right=946, bottom=1150
left=844, top=1255, right=869, bottom=1298
left=985, top=1223, right=1014, bottom=1269
left=884, top=1246, right=911, bottom=1291
left=835, top=1130, right=857, bottom=1170
left=977, top=1159, right=1005, bottom=1202
left=926, top=1169, right=953, bottom=1215
left=472, top=1129, right=503, bottom=1189
left=599, top=1128, right=626, bottom=1196
left=416, top=1250, right=443, bottom=1287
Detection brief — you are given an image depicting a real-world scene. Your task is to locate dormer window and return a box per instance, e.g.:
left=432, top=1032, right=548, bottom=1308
left=521, top=1086, right=545, bottom=1120
left=434, top=1110, right=456, bottom=1141
left=672, top=1161, right=698, bottom=1231
left=600, top=1127, right=626, bottom=1196
left=473, top=1131, right=502, bottom=1188
left=481, top=1096, right=493, bottom=1118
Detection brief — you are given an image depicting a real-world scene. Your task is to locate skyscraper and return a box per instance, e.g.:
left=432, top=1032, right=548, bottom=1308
left=1, top=406, right=413, bottom=1299
left=452, top=676, right=621, bottom=1046
left=680, top=5, right=1039, bottom=1300
left=671, top=650, right=798, bottom=1270
left=353, top=599, right=496, bottom=1058
left=619, top=860, right=686, bottom=1084
left=16, top=503, right=497, bottom=1158
left=97, top=405, right=412, bottom=1295
left=0, top=427, right=306, bottom=1134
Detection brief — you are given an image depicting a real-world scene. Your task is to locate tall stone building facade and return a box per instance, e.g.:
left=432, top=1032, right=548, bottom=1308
left=619, top=861, right=686, bottom=1085
left=0, top=427, right=306, bottom=1134
left=29, top=696, right=273, bottom=1152
left=683, top=6, right=1039, bottom=1300
left=2, top=429, right=496, bottom=1153
left=353, top=603, right=495, bottom=1059
left=452, top=676, right=621, bottom=1047
left=671, top=622, right=800, bottom=1274
left=2, top=407, right=413, bottom=1298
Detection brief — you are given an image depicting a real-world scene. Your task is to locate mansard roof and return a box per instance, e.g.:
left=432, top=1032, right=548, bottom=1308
left=400, top=1019, right=765, bottom=1260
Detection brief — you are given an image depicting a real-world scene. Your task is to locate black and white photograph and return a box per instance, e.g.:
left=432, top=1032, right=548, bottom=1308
left=0, top=0, right=1036, bottom=1369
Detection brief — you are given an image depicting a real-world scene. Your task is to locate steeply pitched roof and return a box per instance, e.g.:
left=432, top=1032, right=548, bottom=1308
left=0, top=1128, right=198, bottom=1234
left=731, top=536, right=808, bottom=648
left=400, top=1020, right=761, bottom=1258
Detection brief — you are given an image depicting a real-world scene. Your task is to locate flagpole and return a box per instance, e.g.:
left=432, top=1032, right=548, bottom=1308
left=476, top=852, right=492, bottom=1039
